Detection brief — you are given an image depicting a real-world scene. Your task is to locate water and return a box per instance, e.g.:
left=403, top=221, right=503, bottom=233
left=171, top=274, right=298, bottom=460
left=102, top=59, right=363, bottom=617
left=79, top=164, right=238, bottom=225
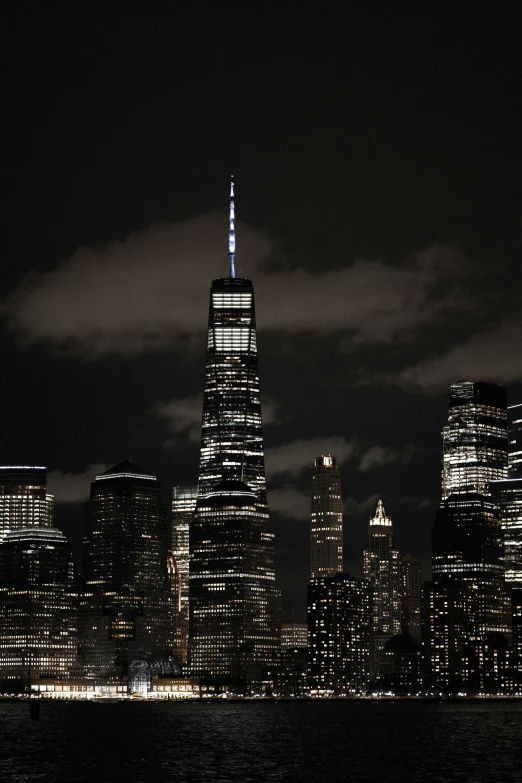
left=1, top=700, right=521, bottom=782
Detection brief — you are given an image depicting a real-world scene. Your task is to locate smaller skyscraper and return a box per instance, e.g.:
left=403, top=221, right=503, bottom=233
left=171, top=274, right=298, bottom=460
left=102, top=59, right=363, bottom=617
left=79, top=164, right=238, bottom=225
left=308, top=574, right=371, bottom=695
left=0, top=466, right=53, bottom=539
left=442, top=382, right=508, bottom=499
left=171, top=486, right=197, bottom=665
left=0, top=527, right=77, bottom=687
left=310, top=455, right=343, bottom=579
left=400, top=554, right=422, bottom=644
left=363, top=500, right=401, bottom=674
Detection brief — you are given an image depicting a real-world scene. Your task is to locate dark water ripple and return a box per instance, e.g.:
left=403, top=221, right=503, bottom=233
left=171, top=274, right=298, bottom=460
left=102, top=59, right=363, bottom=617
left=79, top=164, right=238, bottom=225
left=0, top=700, right=521, bottom=783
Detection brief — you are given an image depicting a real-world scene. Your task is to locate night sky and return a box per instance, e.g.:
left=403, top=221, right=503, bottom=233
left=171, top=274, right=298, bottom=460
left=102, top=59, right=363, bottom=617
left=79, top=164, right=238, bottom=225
left=5, top=4, right=521, bottom=617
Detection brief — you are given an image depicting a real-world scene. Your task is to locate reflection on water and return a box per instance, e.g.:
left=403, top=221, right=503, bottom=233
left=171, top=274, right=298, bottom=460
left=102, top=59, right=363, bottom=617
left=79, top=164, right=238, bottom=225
left=0, top=701, right=521, bottom=782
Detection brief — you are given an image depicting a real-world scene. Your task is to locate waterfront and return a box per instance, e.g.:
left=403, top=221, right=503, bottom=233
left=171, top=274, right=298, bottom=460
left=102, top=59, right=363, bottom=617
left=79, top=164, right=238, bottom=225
left=1, top=701, right=521, bottom=782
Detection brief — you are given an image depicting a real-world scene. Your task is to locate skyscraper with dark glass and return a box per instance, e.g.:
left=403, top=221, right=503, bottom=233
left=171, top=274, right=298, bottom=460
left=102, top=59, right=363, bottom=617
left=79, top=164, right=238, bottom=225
left=171, top=485, right=197, bottom=665
left=80, top=461, right=172, bottom=678
left=189, top=179, right=279, bottom=692
left=310, top=455, right=343, bottom=579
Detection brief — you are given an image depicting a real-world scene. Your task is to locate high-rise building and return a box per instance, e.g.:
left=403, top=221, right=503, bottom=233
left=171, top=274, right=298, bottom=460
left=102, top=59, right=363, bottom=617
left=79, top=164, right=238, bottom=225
left=80, top=461, right=172, bottom=677
left=426, top=494, right=511, bottom=692
left=512, top=589, right=522, bottom=694
left=281, top=622, right=308, bottom=651
left=363, top=500, right=401, bottom=673
left=508, top=404, right=522, bottom=479
left=310, top=455, right=343, bottom=579
left=0, top=527, right=77, bottom=687
left=490, top=479, right=522, bottom=587
left=0, top=466, right=53, bottom=539
left=171, top=485, right=197, bottom=665
left=308, top=574, right=371, bottom=695
left=189, top=179, right=279, bottom=692
left=442, top=381, right=508, bottom=499
left=400, top=554, right=422, bottom=644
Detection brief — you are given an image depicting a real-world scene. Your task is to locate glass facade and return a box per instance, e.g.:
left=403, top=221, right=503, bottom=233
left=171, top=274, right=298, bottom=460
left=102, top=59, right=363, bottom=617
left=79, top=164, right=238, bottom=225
left=80, top=461, right=172, bottom=677
left=508, top=403, right=522, bottom=479
left=490, top=479, right=522, bottom=587
left=442, top=382, right=508, bottom=499
left=400, top=554, right=422, bottom=644
left=308, top=574, right=371, bottom=695
left=190, top=481, right=279, bottom=690
left=0, top=466, right=53, bottom=540
left=281, top=621, right=308, bottom=650
left=428, top=494, right=511, bottom=692
left=310, top=455, right=343, bottom=579
left=171, top=485, right=197, bottom=665
left=0, top=527, right=78, bottom=686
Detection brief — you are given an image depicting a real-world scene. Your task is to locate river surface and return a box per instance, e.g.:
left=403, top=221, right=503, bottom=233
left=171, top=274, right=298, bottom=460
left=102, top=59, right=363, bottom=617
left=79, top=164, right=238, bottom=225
left=1, top=700, right=521, bottom=782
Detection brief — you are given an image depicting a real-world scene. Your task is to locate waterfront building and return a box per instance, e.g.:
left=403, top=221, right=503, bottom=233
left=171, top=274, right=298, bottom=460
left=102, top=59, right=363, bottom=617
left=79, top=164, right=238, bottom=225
left=310, top=455, right=343, bottom=579
left=442, top=382, right=508, bottom=499
left=80, top=461, right=172, bottom=677
left=281, top=621, right=308, bottom=651
left=171, top=485, right=197, bottom=665
left=308, top=574, right=371, bottom=695
left=0, top=527, right=77, bottom=687
left=512, top=589, right=522, bottom=694
left=189, top=180, right=279, bottom=692
left=363, top=500, right=401, bottom=673
left=400, top=554, right=422, bottom=644
left=0, top=466, right=53, bottom=539
left=427, top=493, right=511, bottom=692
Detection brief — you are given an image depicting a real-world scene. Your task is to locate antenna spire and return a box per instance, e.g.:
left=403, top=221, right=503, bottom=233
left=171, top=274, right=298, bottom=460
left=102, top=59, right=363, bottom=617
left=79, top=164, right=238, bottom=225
left=228, top=175, right=236, bottom=278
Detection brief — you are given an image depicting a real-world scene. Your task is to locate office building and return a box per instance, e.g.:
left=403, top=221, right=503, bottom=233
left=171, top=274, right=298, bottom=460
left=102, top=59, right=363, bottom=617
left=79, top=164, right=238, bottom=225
left=427, top=493, right=511, bottom=692
left=0, top=466, right=53, bottom=539
left=189, top=180, right=279, bottom=691
left=442, top=382, right=508, bottom=499
left=0, top=527, right=77, bottom=687
left=509, top=404, right=522, bottom=478
left=80, top=461, right=172, bottom=678
left=308, top=574, right=371, bottom=695
left=363, top=500, right=401, bottom=672
left=171, top=485, right=197, bottom=665
left=400, top=554, right=422, bottom=644
left=281, top=621, right=308, bottom=651
left=310, top=455, right=343, bottom=579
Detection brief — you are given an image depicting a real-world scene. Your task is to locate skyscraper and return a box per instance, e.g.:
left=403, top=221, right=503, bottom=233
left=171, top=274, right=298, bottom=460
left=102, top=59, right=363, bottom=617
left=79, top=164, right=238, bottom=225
left=442, top=381, right=508, bottom=499
left=0, top=527, right=77, bottom=687
left=0, top=466, right=53, bottom=539
left=363, top=500, right=401, bottom=671
left=171, top=485, right=197, bottom=665
left=308, top=574, right=371, bottom=695
left=400, top=554, right=422, bottom=644
left=189, top=179, right=279, bottom=692
left=427, top=494, right=510, bottom=692
left=508, top=404, right=522, bottom=478
left=80, top=461, right=172, bottom=677
left=310, top=455, right=343, bottom=579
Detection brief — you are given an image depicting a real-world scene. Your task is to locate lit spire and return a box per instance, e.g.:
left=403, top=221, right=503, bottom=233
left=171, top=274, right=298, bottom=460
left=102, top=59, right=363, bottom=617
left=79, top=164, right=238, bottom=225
left=376, top=499, right=386, bottom=520
left=370, top=499, right=392, bottom=526
left=228, top=175, right=236, bottom=278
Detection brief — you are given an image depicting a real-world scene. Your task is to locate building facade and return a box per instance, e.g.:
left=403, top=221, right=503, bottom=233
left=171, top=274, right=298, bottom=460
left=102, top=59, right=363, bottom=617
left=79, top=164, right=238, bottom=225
left=308, top=574, right=371, bottom=695
left=80, top=461, right=172, bottom=677
left=400, top=554, right=422, bottom=644
left=0, top=527, right=77, bottom=687
left=310, top=455, right=343, bottom=579
left=171, top=485, right=197, bottom=665
left=189, top=180, right=279, bottom=691
left=442, top=381, right=508, bottom=499
left=281, top=621, right=308, bottom=651
left=0, top=466, right=53, bottom=540
left=508, top=404, right=522, bottom=479
left=363, top=500, right=401, bottom=673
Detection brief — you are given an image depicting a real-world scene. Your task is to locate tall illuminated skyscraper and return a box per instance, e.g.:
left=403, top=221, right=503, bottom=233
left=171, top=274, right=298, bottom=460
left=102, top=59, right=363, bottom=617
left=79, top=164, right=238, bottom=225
left=189, top=179, right=279, bottom=692
left=363, top=500, right=401, bottom=673
left=310, top=455, right=343, bottom=579
left=509, top=404, right=522, bottom=479
left=0, top=466, right=53, bottom=539
left=442, top=382, right=508, bottom=499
